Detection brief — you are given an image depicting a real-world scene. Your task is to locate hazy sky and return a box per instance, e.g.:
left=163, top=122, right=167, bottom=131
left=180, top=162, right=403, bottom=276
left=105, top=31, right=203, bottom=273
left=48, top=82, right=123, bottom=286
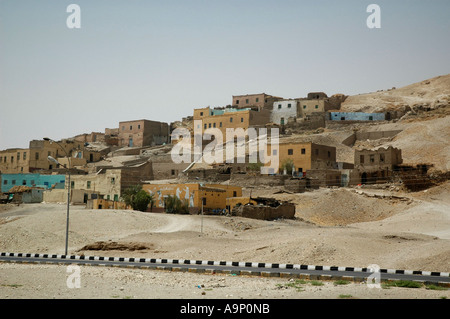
left=1, top=0, right=449, bottom=149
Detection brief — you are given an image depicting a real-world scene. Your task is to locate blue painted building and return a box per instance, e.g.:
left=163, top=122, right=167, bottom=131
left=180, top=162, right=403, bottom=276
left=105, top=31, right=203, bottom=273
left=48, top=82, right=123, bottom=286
left=329, top=112, right=385, bottom=121
left=1, top=173, right=65, bottom=193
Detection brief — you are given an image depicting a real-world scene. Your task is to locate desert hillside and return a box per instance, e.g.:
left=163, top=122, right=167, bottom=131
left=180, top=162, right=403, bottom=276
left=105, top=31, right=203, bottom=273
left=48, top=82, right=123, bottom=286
left=340, top=74, right=450, bottom=114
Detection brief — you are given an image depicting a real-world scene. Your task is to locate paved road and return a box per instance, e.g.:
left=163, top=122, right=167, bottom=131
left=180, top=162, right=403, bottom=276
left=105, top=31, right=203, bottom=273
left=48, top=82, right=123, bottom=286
left=1, top=253, right=449, bottom=284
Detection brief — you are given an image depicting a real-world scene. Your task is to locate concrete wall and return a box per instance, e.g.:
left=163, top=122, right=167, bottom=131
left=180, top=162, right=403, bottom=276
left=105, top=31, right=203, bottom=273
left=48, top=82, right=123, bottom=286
left=22, top=189, right=44, bottom=203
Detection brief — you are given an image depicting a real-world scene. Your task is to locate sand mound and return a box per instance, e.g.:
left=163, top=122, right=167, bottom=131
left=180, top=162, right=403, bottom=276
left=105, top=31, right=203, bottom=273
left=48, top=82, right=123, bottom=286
left=275, top=188, right=414, bottom=226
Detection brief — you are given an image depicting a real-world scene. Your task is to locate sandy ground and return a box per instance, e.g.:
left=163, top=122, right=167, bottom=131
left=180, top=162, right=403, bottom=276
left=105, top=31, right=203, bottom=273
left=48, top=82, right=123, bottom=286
left=0, top=182, right=449, bottom=299
left=1, top=263, right=449, bottom=300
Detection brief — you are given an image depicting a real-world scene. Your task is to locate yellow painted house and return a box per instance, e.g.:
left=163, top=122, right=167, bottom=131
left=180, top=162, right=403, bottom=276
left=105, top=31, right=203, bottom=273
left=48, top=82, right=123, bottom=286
left=142, top=183, right=242, bottom=212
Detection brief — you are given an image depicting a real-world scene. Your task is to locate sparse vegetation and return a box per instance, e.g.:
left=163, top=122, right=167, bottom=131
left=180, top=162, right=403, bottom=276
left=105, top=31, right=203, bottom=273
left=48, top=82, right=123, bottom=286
left=382, top=280, right=423, bottom=289
left=334, top=280, right=351, bottom=286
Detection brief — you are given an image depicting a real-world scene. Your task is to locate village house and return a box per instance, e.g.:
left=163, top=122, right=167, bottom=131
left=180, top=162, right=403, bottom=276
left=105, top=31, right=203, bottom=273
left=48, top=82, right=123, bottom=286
left=270, top=100, right=299, bottom=125
left=0, top=148, right=30, bottom=174
left=1, top=173, right=65, bottom=193
left=118, top=119, right=169, bottom=148
left=193, top=106, right=271, bottom=142
left=232, top=93, right=283, bottom=110
left=142, top=183, right=242, bottom=213
left=266, top=141, right=337, bottom=175
left=48, top=160, right=154, bottom=204
left=0, top=139, right=107, bottom=175
left=354, top=146, right=402, bottom=184
left=329, top=112, right=385, bottom=121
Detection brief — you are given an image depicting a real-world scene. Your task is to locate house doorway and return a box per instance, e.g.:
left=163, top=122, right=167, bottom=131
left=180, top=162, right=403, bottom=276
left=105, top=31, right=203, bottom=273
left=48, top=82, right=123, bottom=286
left=361, top=172, right=368, bottom=184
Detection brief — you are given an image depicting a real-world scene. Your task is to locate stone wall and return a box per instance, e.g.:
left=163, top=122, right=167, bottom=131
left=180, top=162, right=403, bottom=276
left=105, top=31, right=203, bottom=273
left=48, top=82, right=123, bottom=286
left=232, top=202, right=295, bottom=220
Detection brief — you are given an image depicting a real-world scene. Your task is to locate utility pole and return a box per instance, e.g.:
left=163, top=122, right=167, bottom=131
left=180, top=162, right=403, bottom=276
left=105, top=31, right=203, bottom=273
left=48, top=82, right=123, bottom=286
left=201, top=197, right=204, bottom=235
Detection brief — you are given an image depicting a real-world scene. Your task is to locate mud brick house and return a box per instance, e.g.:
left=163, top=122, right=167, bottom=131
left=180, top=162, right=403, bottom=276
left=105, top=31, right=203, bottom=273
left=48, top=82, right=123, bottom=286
left=266, top=141, right=337, bottom=175
left=118, top=119, right=169, bottom=148
left=354, top=146, right=402, bottom=184
left=67, top=160, right=154, bottom=202
left=193, top=106, right=271, bottom=142
left=0, top=148, right=30, bottom=174
left=232, top=93, right=283, bottom=110
left=0, top=139, right=106, bottom=174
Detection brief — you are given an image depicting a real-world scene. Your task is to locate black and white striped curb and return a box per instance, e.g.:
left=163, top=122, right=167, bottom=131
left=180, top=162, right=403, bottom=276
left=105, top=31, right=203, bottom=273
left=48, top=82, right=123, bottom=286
left=1, top=252, right=449, bottom=279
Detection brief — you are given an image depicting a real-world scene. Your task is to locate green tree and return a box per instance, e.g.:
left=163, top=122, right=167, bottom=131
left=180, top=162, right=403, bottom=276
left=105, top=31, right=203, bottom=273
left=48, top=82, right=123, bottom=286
left=164, top=195, right=189, bottom=214
left=281, top=158, right=295, bottom=174
left=122, top=185, right=154, bottom=212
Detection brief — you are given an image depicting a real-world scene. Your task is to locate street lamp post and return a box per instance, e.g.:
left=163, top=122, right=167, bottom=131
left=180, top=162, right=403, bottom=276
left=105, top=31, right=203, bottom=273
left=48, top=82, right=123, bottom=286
left=44, top=137, right=71, bottom=256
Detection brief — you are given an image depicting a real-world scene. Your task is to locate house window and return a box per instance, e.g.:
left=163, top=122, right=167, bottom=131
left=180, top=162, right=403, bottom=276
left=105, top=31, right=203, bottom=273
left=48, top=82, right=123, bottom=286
left=315, top=105, right=318, bottom=109
left=256, top=98, right=259, bottom=102
left=111, top=177, right=115, bottom=184
left=380, top=153, right=385, bottom=162
left=241, top=118, right=244, bottom=123
left=236, top=100, right=239, bottom=104
left=130, top=125, right=132, bottom=130
left=87, top=181, right=91, bottom=189
left=11, top=156, right=14, bottom=163
left=35, top=152, right=39, bottom=160
left=219, top=122, right=222, bottom=127
left=245, top=99, right=249, bottom=104
left=230, top=117, right=233, bottom=123
left=278, top=104, right=282, bottom=109
left=298, top=168, right=303, bottom=172
left=12, top=180, right=16, bottom=185
left=200, top=112, right=203, bottom=116
left=288, top=103, right=291, bottom=108
left=202, top=198, right=207, bottom=205
left=208, top=123, right=211, bottom=128
left=369, top=116, right=373, bottom=121
left=71, top=181, right=75, bottom=188
left=3, top=180, right=7, bottom=185
left=288, top=149, right=293, bottom=155
left=213, top=123, right=216, bottom=128
left=138, top=124, right=141, bottom=129
left=17, top=152, right=20, bottom=160
left=171, top=169, right=176, bottom=176
left=301, top=148, right=306, bottom=154
left=303, top=105, right=307, bottom=109
left=360, top=155, right=364, bottom=164
left=23, top=152, right=27, bottom=160
left=204, top=124, right=207, bottom=129
left=370, top=155, right=375, bottom=163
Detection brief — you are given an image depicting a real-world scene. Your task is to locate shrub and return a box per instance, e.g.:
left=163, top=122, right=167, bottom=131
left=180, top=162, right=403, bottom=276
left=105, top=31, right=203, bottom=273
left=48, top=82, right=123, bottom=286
left=122, top=185, right=154, bottom=212
left=164, top=195, right=189, bottom=214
